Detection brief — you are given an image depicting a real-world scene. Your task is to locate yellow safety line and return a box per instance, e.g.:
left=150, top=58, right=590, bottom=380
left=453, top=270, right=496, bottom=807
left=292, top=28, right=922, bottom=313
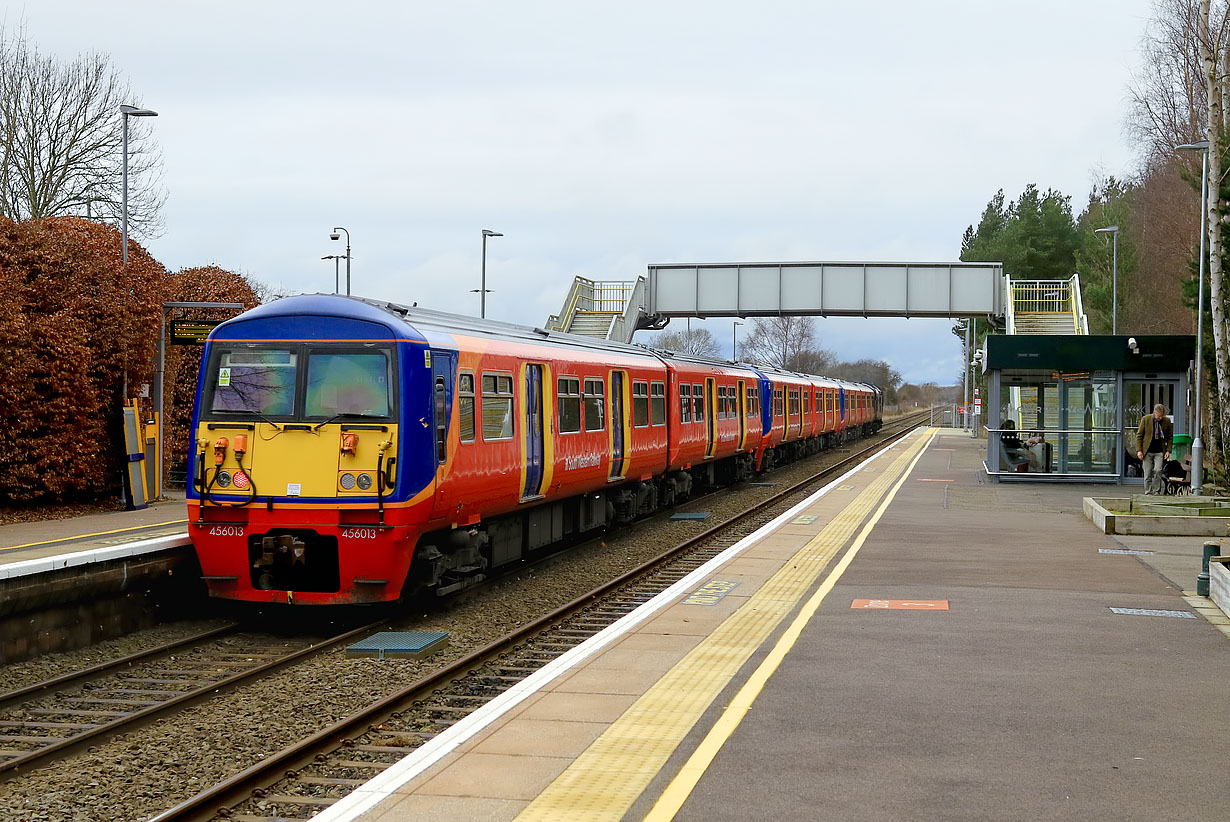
left=513, top=429, right=934, bottom=822
left=0, top=520, right=188, bottom=553
left=646, top=428, right=935, bottom=821
left=1182, top=593, right=1230, bottom=640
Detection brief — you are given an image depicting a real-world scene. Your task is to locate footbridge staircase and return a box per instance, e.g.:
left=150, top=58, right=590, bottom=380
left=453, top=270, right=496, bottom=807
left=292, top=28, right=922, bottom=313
left=1005, top=274, right=1088, bottom=335
left=546, top=277, right=650, bottom=343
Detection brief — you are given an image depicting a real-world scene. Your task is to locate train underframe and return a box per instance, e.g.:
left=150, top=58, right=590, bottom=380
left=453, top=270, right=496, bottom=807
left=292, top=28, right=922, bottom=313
left=407, top=419, right=883, bottom=599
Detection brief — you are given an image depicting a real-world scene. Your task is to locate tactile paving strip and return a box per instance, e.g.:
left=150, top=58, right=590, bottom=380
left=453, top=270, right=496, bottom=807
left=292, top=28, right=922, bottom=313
left=513, top=430, right=934, bottom=821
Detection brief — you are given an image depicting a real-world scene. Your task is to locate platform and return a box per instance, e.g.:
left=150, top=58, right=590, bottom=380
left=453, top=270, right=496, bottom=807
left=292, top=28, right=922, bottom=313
left=0, top=493, right=189, bottom=579
left=316, top=428, right=1230, bottom=822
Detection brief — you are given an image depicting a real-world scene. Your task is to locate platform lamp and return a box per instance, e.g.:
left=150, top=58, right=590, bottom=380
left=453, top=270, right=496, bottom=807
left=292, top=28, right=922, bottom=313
left=329, top=227, right=351, bottom=295
left=1178, top=139, right=1211, bottom=495
left=475, top=229, right=502, bottom=318
left=1093, top=225, right=1120, bottom=334
left=732, top=321, right=743, bottom=360
left=120, top=104, right=158, bottom=265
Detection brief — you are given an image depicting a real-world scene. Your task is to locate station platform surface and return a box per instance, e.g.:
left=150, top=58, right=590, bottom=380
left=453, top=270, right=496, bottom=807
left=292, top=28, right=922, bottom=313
left=0, top=492, right=188, bottom=577
left=320, top=428, right=1230, bottom=822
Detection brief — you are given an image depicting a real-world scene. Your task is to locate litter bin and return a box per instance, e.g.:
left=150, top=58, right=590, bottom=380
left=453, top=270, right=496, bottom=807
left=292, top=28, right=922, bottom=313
left=1172, top=434, right=1192, bottom=462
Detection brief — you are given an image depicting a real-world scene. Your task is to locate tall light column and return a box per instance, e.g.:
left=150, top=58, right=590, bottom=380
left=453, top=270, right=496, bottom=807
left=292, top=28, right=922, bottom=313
left=119, top=104, right=158, bottom=264
left=330, top=227, right=351, bottom=295
left=1094, top=225, right=1120, bottom=334
left=1178, top=139, right=1211, bottom=495
left=732, top=321, right=743, bottom=360
left=322, top=255, right=343, bottom=293
left=478, top=229, right=502, bottom=318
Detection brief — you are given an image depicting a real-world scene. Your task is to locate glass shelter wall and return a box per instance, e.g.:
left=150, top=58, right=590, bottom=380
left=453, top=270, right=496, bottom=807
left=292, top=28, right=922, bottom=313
left=993, top=373, right=1119, bottom=477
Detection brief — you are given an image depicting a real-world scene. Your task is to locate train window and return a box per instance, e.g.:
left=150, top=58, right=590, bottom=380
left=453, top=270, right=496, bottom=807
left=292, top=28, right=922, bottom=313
left=803, top=391, right=809, bottom=416
left=434, top=377, right=448, bottom=463
left=210, top=348, right=298, bottom=417
left=650, top=382, right=666, bottom=426
left=557, top=377, right=581, bottom=434
left=692, top=383, right=703, bottom=420
left=583, top=378, right=605, bottom=431
left=481, top=373, right=514, bottom=440
left=459, top=373, right=475, bottom=443
left=680, top=384, right=691, bottom=423
left=305, top=351, right=391, bottom=418
left=632, top=381, right=649, bottom=427
left=716, top=386, right=727, bottom=420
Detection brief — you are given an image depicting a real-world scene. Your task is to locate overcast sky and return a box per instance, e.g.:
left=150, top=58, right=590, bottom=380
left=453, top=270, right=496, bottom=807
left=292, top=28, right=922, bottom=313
left=14, top=1, right=1155, bottom=384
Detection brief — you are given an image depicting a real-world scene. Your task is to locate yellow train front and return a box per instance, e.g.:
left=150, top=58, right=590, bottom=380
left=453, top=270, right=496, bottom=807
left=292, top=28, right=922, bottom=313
left=188, top=295, right=435, bottom=604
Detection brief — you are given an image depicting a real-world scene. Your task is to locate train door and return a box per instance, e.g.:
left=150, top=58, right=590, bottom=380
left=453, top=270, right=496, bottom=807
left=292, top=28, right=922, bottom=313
left=523, top=364, right=545, bottom=500
left=705, top=378, right=716, bottom=457
left=609, top=370, right=626, bottom=480
left=737, top=380, right=747, bottom=450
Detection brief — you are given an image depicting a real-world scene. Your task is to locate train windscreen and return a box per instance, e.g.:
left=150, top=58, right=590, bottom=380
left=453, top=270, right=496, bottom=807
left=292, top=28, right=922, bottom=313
left=305, top=351, right=392, bottom=418
left=209, top=349, right=298, bottom=416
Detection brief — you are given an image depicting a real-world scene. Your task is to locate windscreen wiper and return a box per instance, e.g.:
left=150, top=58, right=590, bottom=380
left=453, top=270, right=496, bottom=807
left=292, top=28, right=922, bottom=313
left=313, top=412, right=386, bottom=431
left=214, top=410, right=282, bottom=430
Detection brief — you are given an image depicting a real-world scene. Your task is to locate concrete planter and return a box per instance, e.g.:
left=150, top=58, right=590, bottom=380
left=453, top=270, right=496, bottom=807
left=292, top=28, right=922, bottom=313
left=1210, top=558, right=1230, bottom=618
left=1083, top=496, right=1230, bottom=536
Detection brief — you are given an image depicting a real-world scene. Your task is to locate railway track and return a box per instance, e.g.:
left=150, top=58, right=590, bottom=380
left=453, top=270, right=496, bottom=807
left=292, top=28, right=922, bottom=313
left=0, top=620, right=387, bottom=781
left=151, top=411, right=929, bottom=822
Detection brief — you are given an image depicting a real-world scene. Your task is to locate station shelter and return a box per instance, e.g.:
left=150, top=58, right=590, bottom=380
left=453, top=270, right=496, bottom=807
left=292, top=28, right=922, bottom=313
left=983, top=334, right=1196, bottom=483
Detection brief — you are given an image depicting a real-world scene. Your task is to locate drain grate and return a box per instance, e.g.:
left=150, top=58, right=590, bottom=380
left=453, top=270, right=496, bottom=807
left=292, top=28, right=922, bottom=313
left=346, top=631, right=450, bottom=659
left=1109, top=608, right=1195, bottom=619
left=1099, top=548, right=1154, bottom=556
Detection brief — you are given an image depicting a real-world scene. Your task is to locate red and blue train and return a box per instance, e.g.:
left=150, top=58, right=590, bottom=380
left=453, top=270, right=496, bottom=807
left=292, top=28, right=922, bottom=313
left=188, top=294, right=882, bottom=605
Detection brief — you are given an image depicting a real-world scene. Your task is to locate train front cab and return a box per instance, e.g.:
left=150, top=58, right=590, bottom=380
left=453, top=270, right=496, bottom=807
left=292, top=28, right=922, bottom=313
left=188, top=297, right=437, bottom=605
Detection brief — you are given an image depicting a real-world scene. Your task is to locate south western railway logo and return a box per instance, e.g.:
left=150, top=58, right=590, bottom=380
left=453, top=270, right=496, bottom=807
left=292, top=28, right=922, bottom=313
left=564, top=453, right=603, bottom=471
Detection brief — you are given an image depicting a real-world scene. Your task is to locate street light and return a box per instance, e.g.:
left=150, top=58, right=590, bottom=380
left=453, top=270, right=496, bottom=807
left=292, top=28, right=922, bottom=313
left=1093, top=225, right=1120, bottom=334
left=475, top=229, right=502, bottom=318
left=732, top=321, right=743, bottom=360
left=1178, top=139, right=1211, bottom=495
left=119, top=104, right=158, bottom=265
left=322, top=255, right=343, bottom=294
left=329, top=227, right=351, bottom=295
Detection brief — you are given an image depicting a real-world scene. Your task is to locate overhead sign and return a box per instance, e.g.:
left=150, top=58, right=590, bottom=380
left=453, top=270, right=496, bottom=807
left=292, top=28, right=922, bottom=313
left=170, top=320, right=223, bottom=345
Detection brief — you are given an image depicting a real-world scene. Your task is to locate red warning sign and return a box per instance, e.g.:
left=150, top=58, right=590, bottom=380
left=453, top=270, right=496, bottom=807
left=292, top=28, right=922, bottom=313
left=851, top=599, right=949, bottom=610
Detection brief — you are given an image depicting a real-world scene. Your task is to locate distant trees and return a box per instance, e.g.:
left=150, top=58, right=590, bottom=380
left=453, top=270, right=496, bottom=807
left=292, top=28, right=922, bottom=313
left=650, top=326, right=722, bottom=357
left=740, top=316, right=822, bottom=370
left=0, top=26, right=164, bottom=237
left=960, top=185, right=1080, bottom=280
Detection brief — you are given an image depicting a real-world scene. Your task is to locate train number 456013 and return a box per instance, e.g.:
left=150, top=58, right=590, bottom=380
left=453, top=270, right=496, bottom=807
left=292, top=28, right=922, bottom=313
left=208, top=525, right=245, bottom=537
left=342, top=527, right=379, bottom=540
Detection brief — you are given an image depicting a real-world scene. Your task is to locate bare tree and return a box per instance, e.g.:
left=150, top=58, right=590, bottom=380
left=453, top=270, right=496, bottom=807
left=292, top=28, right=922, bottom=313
left=0, top=26, right=164, bottom=236
left=740, top=316, right=819, bottom=370
left=650, top=325, right=722, bottom=357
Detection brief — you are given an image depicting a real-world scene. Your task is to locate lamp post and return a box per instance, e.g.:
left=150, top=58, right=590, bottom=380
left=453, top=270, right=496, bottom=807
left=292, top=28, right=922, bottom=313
left=1093, top=226, right=1120, bottom=334
left=1178, top=139, right=1211, bottom=495
left=476, top=229, right=502, bottom=318
left=329, top=227, right=351, bottom=295
left=119, top=104, right=158, bottom=264
left=732, top=321, right=743, bottom=360
left=321, top=255, right=343, bottom=294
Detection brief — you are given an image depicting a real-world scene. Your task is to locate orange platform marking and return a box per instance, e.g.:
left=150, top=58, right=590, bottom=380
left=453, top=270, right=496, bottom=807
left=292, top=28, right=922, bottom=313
left=851, top=599, right=949, bottom=610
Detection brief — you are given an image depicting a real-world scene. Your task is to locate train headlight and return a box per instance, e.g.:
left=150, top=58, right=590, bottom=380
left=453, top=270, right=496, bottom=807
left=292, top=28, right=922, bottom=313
left=339, top=472, right=357, bottom=490
left=356, top=472, right=373, bottom=490
left=216, top=471, right=232, bottom=488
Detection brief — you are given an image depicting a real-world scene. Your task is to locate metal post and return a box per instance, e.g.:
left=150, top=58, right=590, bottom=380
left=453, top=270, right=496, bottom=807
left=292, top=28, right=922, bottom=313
left=1111, top=230, right=1118, bottom=335
left=732, top=321, right=742, bottom=360
left=335, top=256, right=340, bottom=294
left=481, top=232, right=488, bottom=319
left=156, top=310, right=165, bottom=497
left=1194, top=148, right=1208, bottom=496
left=121, top=113, right=128, bottom=265
left=345, top=239, right=351, bottom=296
left=963, top=320, right=971, bottom=431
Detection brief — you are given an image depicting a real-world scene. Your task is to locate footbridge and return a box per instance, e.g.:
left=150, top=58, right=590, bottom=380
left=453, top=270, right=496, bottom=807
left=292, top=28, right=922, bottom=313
left=547, top=261, right=1007, bottom=343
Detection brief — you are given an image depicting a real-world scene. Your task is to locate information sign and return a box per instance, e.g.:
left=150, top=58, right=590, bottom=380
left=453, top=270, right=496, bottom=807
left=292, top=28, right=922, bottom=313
left=170, top=320, right=223, bottom=345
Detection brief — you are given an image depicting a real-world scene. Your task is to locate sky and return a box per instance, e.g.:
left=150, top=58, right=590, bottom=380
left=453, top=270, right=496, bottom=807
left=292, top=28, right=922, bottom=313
left=11, top=0, right=1156, bottom=384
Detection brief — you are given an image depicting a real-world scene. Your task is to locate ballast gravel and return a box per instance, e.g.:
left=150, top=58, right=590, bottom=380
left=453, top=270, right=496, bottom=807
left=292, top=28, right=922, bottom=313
left=0, top=427, right=904, bottom=822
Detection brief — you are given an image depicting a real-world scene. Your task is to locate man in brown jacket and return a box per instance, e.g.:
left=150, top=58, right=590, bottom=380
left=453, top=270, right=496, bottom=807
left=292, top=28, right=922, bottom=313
left=1135, top=403, right=1173, bottom=495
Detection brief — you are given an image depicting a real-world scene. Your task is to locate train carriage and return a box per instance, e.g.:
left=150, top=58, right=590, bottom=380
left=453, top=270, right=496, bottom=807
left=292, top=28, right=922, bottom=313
left=188, top=295, right=884, bottom=605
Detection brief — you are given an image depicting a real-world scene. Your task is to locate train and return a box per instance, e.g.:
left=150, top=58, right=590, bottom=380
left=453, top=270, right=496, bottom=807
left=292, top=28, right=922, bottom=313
left=187, top=294, right=883, bottom=605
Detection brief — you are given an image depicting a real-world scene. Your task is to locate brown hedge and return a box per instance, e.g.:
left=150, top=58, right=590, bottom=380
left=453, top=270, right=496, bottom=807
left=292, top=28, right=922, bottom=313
left=0, top=217, right=164, bottom=503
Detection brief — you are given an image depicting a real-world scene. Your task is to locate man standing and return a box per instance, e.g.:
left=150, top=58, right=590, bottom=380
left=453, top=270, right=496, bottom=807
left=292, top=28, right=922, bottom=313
left=1136, top=403, right=1173, bottom=495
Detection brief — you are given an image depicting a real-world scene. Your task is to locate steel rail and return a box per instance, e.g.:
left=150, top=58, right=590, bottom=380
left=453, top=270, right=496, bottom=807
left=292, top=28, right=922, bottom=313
left=0, top=619, right=387, bottom=781
left=150, top=412, right=928, bottom=822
